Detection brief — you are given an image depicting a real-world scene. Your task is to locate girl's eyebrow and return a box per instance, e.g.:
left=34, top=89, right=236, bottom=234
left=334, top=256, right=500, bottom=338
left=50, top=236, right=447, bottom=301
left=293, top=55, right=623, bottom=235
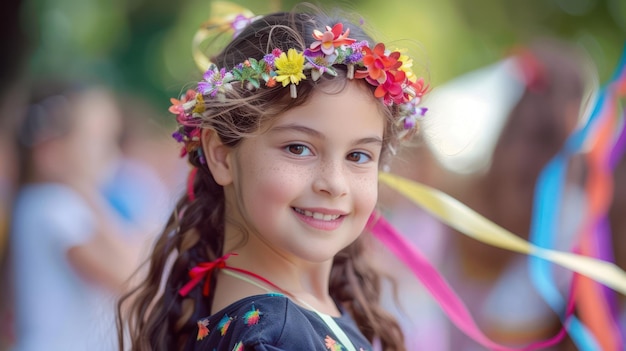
left=270, top=124, right=325, bottom=139
left=270, top=123, right=383, bottom=146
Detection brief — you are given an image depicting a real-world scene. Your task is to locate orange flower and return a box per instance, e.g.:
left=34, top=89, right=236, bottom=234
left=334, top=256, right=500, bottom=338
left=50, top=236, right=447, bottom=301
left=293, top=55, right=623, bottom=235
left=356, top=43, right=402, bottom=83
left=266, top=76, right=277, bottom=87
left=168, top=89, right=196, bottom=115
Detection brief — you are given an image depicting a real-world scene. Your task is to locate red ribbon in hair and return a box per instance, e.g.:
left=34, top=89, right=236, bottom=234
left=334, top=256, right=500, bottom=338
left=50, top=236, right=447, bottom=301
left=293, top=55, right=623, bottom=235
left=187, top=167, right=198, bottom=202
left=179, top=253, right=236, bottom=297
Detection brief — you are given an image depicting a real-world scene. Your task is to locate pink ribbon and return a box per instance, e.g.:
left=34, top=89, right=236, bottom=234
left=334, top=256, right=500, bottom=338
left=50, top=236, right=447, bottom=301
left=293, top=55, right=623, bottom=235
left=369, top=213, right=571, bottom=350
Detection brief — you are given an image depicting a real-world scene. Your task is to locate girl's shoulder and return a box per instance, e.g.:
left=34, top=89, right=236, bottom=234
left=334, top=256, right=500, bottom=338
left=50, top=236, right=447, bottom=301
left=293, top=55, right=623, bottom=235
left=191, top=293, right=372, bottom=351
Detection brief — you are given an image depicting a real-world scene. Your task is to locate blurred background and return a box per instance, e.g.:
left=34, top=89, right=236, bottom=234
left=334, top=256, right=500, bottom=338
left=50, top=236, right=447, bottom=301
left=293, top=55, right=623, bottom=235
left=1, top=0, right=625, bottom=350
left=3, top=0, right=625, bottom=112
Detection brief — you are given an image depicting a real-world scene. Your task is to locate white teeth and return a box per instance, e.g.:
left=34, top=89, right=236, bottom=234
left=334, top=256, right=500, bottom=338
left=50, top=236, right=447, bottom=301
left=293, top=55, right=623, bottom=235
left=294, top=208, right=341, bottom=221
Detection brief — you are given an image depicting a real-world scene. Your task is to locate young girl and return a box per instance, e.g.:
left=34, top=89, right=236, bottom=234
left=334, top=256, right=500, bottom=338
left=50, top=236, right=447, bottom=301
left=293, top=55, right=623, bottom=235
left=118, top=6, right=428, bottom=351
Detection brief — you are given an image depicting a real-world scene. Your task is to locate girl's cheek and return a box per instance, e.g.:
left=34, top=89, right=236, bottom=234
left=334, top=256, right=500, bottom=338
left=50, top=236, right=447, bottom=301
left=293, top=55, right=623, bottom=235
left=354, top=173, right=379, bottom=203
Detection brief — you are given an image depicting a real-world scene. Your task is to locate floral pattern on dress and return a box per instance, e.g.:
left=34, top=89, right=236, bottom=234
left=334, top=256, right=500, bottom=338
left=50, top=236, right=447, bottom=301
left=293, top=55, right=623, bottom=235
left=217, top=314, right=234, bottom=335
left=243, top=304, right=262, bottom=326
left=232, top=341, right=244, bottom=351
left=197, top=318, right=210, bottom=340
left=193, top=296, right=371, bottom=351
left=324, top=335, right=345, bottom=351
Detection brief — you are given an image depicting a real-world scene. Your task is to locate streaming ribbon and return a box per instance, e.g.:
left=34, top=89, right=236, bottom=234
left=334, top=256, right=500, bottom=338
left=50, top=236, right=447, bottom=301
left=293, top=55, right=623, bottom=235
left=377, top=172, right=626, bottom=294
left=370, top=214, right=572, bottom=351
left=574, top=46, right=626, bottom=351
left=374, top=171, right=626, bottom=350
left=528, top=44, right=626, bottom=350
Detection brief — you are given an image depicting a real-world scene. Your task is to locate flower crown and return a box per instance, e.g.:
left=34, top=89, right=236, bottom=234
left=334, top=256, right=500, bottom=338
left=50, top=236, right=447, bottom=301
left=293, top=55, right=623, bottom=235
left=170, top=21, right=429, bottom=158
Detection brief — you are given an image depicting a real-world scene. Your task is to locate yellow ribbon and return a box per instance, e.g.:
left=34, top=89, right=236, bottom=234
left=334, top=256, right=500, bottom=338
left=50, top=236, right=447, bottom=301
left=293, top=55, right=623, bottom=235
left=192, top=1, right=255, bottom=72
left=379, top=172, right=626, bottom=295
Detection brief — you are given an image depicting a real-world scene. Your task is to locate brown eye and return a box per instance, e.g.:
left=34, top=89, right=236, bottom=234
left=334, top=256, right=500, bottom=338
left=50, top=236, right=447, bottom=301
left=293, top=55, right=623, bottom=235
left=346, top=152, right=370, bottom=164
left=286, top=144, right=311, bottom=156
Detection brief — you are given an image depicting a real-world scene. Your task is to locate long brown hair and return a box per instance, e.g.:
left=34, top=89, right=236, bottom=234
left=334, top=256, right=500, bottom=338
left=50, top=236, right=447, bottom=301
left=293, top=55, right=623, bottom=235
left=117, top=7, right=407, bottom=351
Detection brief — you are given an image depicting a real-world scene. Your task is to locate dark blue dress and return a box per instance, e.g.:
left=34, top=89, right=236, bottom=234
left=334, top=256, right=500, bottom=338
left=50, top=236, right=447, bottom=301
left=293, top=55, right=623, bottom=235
left=191, top=293, right=372, bottom=350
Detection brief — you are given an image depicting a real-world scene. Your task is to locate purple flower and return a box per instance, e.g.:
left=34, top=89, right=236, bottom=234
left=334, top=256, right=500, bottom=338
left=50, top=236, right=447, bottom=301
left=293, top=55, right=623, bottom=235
left=172, top=131, right=184, bottom=143
left=263, top=54, right=276, bottom=68
left=345, top=40, right=368, bottom=64
left=231, top=14, right=253, bottom=38
left=351, top=40, right=368, bottom=51
left=303, top=49, right=337, bottom=80
left=402, top=105, right=428, bottom=130
left=347, top=51, right=364, bottom=64
left=263, top=48, right=283, bottom=68
left=198, top=67, right=228, bottom=97
left=405, top=115, right=416, bottom=129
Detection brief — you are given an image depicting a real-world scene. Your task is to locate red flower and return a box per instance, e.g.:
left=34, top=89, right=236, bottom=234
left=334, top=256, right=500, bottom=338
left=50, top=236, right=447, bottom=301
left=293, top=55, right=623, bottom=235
left=409, top=77, right=429, bottom=98
left=374, top=70, right=407, bottom=106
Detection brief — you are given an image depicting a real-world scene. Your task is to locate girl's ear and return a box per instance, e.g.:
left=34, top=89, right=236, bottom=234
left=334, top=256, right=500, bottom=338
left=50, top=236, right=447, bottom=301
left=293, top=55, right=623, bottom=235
left=201, top=129, right=233, bottom=186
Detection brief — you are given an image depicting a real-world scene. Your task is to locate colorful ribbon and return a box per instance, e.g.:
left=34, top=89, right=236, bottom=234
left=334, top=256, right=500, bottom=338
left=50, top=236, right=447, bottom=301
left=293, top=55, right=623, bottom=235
left=528, top=44, right=626, bottom=350
left=377, top=172, right=626, bottom=294
left=370, top=214, right=570, bottom=351
left=576, top=46, right=626, bottom=351
left=375, top=171, right=626, bottom=349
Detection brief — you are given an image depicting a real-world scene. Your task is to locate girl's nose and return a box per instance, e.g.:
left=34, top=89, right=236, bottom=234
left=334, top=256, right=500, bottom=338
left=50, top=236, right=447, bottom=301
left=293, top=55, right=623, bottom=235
left=312, top=159, right=348, bottom=198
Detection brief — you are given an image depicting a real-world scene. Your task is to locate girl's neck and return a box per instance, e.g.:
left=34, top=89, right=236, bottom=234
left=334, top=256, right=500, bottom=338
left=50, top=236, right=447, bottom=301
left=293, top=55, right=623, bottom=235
left=226, top=245, right=332, bottom=298
left=215, top=238, right=339, bottom=316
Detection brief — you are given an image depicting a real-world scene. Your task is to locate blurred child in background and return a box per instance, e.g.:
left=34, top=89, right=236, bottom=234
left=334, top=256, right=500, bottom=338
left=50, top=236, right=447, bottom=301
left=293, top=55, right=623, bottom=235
left=9, top=80, right=145, bottom=351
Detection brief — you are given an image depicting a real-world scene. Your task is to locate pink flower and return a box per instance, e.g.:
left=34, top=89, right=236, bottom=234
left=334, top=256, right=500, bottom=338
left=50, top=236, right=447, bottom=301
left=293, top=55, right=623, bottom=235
left=407, top=77, right=429, bottom=100
left=310, top=23, right=356, bottom=55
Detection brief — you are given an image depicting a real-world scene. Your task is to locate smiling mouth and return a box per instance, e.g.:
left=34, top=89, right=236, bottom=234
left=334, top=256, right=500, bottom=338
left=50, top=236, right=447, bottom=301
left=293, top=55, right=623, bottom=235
left=293, top=207, right=342, bottom=221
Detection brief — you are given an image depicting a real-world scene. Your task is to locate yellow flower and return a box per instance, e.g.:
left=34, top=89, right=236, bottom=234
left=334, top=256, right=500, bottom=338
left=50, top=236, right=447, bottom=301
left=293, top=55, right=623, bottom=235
left=274, top=49, right=306, bottom=87
left=396, top=48, right=417, bottom=83
left=192, top=94, right=205, bottom=114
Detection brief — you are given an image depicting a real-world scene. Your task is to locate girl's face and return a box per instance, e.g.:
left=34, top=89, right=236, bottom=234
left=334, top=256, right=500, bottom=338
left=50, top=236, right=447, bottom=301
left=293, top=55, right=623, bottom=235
left=225, top=81, right=385, bottom=263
